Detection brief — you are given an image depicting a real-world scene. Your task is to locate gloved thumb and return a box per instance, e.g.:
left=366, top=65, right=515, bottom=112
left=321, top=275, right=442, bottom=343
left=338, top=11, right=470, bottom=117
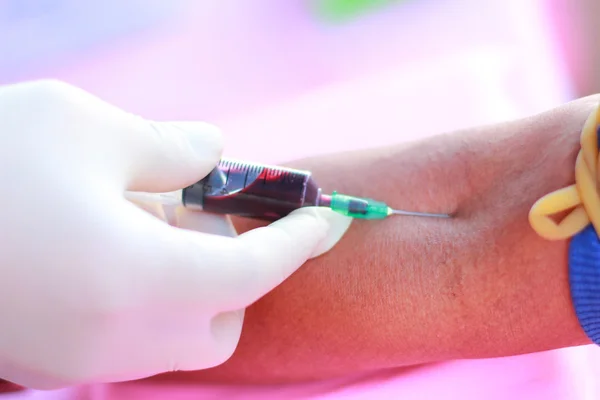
left=304, top=207, right=353, bottom=258
left=124, top=120, right=224, bottom=193
left=4, top=80, right=224, bottom=193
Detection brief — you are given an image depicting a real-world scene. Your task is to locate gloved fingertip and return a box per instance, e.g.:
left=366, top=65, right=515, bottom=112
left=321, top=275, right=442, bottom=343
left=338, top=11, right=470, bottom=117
left=126, top=120, right=224, bottom=192
left=167, top=121, right=224, bottom=162
left=129, top=199, right=168, bottom=221
left=290, top=207, right=352, bottom=258
left=175, top=207, right=237, bottom=237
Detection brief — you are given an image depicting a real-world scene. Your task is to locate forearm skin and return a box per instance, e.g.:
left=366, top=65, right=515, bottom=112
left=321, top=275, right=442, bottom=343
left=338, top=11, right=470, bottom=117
left=154, top=96, right=599, bottom=384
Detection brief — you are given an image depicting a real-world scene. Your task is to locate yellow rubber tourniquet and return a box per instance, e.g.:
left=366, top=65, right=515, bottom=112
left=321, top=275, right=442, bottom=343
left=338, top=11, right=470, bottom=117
left=529, top=104, right=600, bottom=240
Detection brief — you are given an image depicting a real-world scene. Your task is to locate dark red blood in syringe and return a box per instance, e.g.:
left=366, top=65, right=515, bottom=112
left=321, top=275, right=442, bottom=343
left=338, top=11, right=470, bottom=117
left=0, top=379, right=24, bottom=393
left=182, top=160, right=321, bottom=221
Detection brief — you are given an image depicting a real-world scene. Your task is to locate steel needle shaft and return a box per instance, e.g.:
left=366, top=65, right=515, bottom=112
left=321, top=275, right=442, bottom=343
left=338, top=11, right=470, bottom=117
left=389, top=209, right=451, bottom=218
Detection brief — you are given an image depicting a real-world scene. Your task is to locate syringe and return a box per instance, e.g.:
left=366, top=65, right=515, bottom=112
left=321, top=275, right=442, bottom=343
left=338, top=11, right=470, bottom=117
left=125, top=158, right=451, bottom=221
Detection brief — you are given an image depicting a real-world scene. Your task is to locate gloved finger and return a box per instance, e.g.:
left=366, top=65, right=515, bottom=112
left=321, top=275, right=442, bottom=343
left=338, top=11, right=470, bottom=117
left=128, top=199, right=168, bottom=221
left=101, top=202, right=350, bottom=374
left=13, top=80, right=223, bottom=193
left=227, top=208, right=352, bottom=308
left=126, top=206, right=352, bottom=311
left=174, top=207, right=237, bottom=237
left=121, top=120, right=223, bottom=193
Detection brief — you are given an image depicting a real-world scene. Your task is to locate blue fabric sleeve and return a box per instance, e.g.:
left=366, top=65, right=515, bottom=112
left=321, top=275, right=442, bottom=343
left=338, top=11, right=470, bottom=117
left=569, top=125, right=600, bottom=343
left=570, top=225, right=600, bottom=342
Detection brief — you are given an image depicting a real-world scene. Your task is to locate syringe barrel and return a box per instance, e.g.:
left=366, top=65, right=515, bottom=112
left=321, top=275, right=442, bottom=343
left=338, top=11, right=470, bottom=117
left=182, top=159, right=321, bottom=221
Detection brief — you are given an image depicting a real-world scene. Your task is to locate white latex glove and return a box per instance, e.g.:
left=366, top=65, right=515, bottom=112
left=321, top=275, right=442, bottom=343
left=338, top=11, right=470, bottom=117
left=0, top=80, right=352, bottom=389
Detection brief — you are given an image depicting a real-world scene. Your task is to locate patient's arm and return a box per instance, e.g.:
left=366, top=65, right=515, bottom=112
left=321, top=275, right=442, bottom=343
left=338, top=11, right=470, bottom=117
left=156, top=96, right=598, bottom=384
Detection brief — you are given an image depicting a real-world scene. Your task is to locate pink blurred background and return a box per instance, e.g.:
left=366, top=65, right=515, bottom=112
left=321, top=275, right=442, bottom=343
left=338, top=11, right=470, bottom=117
left=1, top=0, right=600, bottom=398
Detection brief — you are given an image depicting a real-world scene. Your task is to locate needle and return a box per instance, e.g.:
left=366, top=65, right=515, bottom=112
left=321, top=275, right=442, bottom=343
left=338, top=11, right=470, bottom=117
left=389, top=209, right=451, bottom=218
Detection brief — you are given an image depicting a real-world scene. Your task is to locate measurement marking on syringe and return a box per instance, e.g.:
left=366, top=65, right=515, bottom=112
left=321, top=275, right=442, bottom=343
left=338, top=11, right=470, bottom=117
left=225, top=167, right=231, bottom=187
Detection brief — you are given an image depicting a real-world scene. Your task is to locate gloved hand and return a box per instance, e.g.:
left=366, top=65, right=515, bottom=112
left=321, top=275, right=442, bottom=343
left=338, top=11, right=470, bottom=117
left=0, top=80, right=352, bottom=389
